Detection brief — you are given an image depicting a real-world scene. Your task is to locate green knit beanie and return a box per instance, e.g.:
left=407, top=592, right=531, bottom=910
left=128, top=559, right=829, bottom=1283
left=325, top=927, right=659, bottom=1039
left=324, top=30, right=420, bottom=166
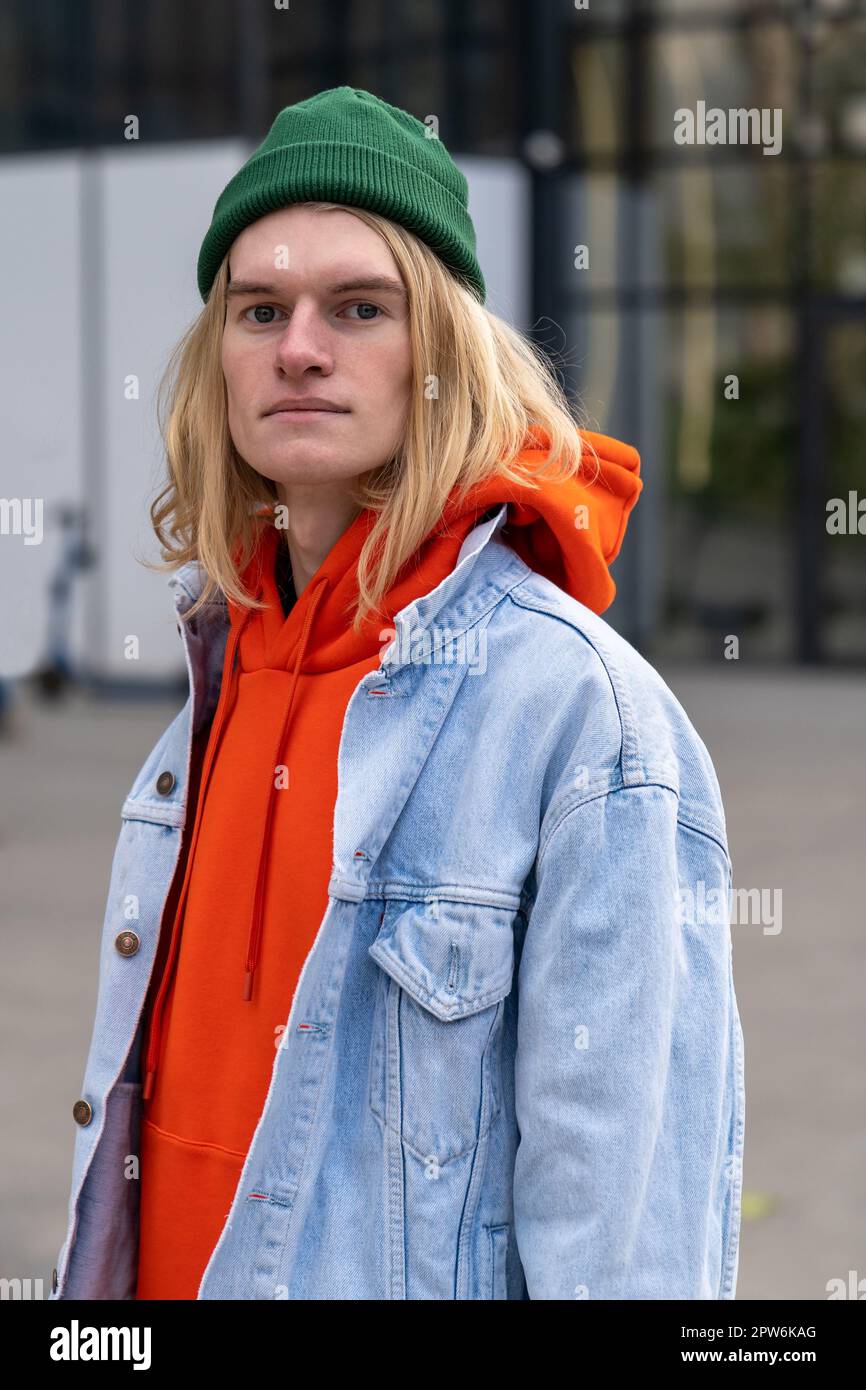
left=196, top=86, right=485, bottom=304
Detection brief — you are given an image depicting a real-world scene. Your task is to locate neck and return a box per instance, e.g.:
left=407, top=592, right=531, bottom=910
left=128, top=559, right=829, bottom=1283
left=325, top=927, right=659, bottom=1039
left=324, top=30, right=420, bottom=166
left=274, top=482, right=363, bottom=597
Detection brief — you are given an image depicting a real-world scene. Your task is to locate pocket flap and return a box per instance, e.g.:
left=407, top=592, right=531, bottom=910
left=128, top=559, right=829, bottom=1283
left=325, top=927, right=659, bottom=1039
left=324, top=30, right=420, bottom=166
left=368, top=898, right=516, bottom=1021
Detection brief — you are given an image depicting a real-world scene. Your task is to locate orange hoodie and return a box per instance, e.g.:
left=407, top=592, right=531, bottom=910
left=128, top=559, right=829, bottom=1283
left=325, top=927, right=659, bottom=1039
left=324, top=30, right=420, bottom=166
left=134, top=429, right=641, bottom=1299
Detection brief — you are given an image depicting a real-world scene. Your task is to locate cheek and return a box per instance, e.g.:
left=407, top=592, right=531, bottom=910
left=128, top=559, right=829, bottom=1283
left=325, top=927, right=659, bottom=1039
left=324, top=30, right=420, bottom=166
left=374, top=342, right=412, bottom=408
left=221, top=348, right=249, bottom=440
left=221, top=335, right=250, bottom=402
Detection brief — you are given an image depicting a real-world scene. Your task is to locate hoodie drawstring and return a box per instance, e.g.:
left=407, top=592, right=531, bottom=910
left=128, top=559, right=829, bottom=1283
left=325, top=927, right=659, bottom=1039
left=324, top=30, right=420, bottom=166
left=242, top=573, right=330, bottom=1000
left=142, top=572, right=330, bottom=1101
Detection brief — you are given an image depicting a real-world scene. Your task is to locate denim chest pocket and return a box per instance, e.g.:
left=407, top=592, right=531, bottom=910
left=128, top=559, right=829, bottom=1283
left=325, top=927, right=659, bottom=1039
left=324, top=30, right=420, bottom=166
left=367, top=896, right=516, bottom=1166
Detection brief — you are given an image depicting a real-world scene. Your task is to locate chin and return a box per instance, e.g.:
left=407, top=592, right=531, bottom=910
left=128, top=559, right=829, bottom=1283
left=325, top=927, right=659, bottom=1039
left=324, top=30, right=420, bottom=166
left=250, top=451, right=363, bottom=488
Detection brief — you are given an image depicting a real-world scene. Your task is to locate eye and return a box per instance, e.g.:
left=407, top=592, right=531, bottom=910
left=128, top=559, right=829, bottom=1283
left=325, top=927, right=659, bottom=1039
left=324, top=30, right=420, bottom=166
left=243, top=304, right=286, bottom=324
left=240, top=300, right=384, bottom=325
left=341, top=302, right=382, bottom=322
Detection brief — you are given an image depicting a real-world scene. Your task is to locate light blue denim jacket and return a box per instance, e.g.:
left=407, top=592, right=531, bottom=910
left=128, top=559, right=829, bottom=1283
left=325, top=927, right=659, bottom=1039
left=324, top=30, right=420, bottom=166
left=50, top=504, right=745, bottom=1300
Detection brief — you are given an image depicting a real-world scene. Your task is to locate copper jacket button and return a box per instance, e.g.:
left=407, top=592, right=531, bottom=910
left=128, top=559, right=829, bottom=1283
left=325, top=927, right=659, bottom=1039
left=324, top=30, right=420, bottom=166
left=155, top=770, right=175, bottom=796
left=115, top=930, right=140, bottom=957
left=72, top=1099, right=93, bottom=1126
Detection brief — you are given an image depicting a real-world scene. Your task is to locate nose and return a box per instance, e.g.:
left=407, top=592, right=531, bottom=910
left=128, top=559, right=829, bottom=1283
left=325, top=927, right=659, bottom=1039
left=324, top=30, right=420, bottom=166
left=273, top=298, right=334, bottom=377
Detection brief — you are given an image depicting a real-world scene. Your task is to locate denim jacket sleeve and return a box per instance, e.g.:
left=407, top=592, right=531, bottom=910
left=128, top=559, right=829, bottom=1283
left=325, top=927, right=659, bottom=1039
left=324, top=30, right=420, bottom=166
left=512, top=781, right=744, bottom=1300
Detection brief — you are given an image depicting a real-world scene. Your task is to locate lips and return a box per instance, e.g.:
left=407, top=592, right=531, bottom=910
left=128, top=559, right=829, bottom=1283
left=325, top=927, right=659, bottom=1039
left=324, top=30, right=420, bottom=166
left=264, top=400, right=349, bottom=416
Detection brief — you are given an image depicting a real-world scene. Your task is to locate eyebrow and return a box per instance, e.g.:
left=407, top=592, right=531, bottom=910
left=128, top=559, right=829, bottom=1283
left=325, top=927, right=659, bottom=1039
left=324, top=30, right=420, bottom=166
left=226, top=275, right=408, bottom=301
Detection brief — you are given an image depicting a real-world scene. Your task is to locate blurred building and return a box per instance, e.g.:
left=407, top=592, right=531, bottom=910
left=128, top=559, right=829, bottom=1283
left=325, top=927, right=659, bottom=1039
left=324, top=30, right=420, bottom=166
left=1, top=0, right=864, bottom=690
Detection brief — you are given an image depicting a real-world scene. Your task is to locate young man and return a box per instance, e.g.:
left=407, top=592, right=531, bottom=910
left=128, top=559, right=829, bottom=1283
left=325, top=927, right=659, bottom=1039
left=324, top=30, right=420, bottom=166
left=51, top=87, right=745, bottom=1301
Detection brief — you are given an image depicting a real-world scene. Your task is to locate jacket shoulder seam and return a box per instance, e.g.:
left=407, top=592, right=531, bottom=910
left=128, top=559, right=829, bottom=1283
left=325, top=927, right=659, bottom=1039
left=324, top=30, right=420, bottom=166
left=506, top=581, right=641, bottom=785
left=539, top=780, right=679, bottom=867
left=539, top=781, right=729, bottom=870
left=676, top=813, right=731, bottom=861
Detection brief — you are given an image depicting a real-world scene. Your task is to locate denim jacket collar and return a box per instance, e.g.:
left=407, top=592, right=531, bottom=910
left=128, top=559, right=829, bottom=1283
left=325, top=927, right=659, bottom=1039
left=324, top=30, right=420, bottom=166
left=166, top=502, right=528, bottom=675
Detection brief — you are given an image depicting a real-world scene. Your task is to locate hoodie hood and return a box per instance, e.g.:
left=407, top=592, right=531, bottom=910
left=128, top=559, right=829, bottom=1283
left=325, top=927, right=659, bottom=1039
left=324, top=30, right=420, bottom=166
left=231, top=425, right=641, bottom=674
left=444, top=427, right=641, bottom=616
left=142, top=427, right=640, bottom=1100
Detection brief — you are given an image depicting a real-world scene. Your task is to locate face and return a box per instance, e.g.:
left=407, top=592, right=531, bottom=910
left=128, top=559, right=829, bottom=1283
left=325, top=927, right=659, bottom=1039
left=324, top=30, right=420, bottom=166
left=221, top=204, right=412, bottom=500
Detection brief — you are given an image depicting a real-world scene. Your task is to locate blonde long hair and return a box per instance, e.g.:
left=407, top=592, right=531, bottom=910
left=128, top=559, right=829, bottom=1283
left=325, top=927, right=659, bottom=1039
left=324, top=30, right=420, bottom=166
left=147, top=201, right=600, bottom=633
